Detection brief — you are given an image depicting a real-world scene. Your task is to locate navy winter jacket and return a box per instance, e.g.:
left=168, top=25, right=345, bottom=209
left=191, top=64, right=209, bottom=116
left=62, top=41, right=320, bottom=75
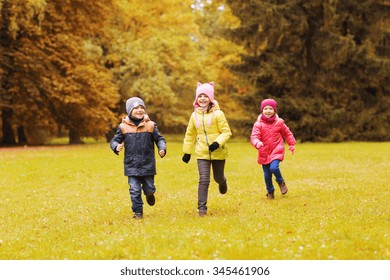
left=110, top=116, right=166, bottom=176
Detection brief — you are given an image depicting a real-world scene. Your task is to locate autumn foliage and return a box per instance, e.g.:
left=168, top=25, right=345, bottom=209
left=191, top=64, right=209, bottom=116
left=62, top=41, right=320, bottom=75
left=1, top=0, right=389, bottom=145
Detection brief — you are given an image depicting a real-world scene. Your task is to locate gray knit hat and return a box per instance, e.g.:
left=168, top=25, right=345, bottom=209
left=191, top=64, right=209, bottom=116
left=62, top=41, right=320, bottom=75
left=126, top=97, right=146, bottom=115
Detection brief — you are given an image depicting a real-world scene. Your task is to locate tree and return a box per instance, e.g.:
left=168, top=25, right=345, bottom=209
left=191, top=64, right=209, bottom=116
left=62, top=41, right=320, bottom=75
left=0, top=0, right=119, bottom=145
left=224, top=0, right=390, bottom=141
left=103, top=0, right=208, bottom=133
left=192, top=0, right=253, bottom=135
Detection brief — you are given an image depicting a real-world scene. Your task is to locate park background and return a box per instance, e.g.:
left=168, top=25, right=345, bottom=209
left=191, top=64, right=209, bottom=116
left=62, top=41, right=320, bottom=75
left=0, top=0, right=389, bottom=261
left=0, top=0, right=389, bottom=145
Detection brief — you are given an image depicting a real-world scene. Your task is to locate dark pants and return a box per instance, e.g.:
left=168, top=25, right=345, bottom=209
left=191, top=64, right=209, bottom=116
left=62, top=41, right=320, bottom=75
left=197, top=159, right=226, bottom=211
left=128, top=176, right=156, bottom=214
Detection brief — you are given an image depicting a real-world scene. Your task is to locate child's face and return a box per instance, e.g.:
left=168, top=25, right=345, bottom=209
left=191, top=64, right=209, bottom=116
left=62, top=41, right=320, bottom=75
left=197, top=93, right=211, bottom=108
left=131, top=105, right=145, bottom=119
left=262, top=105, right=275, bottom=118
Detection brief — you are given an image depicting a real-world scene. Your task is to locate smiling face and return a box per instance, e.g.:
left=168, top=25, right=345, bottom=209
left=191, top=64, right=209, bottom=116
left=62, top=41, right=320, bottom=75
left=262, top=105, right=276, bottom=118
left=197, top=93, right=211, bottom=108
left=130, top=105, right=145, bottom=119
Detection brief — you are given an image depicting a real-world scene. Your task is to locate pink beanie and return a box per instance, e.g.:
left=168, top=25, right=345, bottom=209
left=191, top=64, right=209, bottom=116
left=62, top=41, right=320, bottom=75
left=193, top=82, right=217, bottom=107
left=193, top=81, right=217, bottom=127
left=260, top=98, right=277, bottom=112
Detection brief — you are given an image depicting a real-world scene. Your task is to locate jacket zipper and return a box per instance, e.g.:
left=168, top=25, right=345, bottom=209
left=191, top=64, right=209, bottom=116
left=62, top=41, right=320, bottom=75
left=201, top=111, right=212, bottom=161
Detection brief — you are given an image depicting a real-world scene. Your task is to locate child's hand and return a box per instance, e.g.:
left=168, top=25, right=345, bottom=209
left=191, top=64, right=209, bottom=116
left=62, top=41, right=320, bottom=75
left=209, top=142, right=219, bottom=152
left=182, top=154, right=191, bottom=163
left=289, top=146, right=295, bottom=155
left=256, top=141, right=264, bottom=149
left=116, top=143, right=123, bottom=152
left=159, top=150, right=166, bottom=158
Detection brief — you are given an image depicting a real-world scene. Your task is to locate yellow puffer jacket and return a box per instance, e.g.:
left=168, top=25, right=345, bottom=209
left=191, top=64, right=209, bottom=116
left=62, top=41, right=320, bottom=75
left=183, top=102, right=232, bottom=160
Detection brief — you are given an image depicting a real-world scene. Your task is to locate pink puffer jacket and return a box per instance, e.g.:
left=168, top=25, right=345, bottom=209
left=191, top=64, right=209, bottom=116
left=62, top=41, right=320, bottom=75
left=250, top=115, right=296, bottom=165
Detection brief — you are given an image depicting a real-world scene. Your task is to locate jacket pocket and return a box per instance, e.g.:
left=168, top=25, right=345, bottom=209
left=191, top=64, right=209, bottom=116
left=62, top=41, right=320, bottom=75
left=258, top=147, right=267, bottom=162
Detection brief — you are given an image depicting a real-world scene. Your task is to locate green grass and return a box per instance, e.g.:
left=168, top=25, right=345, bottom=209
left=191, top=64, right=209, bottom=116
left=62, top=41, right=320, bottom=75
left=0, top=138, right=389, bottom=260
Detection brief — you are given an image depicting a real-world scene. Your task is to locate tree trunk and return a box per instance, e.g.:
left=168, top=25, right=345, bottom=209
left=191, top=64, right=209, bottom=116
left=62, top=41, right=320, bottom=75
left=17, top=126, right=28, bottom=145
left=69, top=128, right=84, bottom=144
left=1, top=107, right=16, bottom=145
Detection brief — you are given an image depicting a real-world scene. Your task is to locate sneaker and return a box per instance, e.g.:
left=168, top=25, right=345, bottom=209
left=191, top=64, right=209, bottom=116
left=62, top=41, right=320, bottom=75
left=278, top=181, right=288, bottom=195
left=266, top=191, right=275, bottom=199
left=133, top=213, right=143, bottom=219
left=219, top=180, right=228, bottom=194
left=199, top=210, right=207, bottom=217
left=146, top=193, right=155, bottom=206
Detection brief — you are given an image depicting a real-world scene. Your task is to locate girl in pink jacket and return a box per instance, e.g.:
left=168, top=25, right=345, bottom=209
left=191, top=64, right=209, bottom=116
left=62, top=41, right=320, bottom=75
left=250, top=99, right=296, bottom=199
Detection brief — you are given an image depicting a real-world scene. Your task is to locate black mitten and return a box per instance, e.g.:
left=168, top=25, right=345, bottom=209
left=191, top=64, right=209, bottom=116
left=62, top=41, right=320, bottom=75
left=209, top=142, right=219, bottom=152
left=182, top=154, right=191, bottom=163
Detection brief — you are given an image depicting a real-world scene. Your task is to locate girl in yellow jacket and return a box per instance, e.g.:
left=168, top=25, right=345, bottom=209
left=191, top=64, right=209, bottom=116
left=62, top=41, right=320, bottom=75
left=182, top=82, right=232, bottom=217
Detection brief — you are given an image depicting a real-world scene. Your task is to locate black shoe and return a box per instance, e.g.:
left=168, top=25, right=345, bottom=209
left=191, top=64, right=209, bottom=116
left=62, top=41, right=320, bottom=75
left=199, top=210, right=207, bottom=217
left=219, top=180, right=228, bottom=194
left=133, top=213, right=143, bottom=219
left=146, top=194, right=155, bottom=206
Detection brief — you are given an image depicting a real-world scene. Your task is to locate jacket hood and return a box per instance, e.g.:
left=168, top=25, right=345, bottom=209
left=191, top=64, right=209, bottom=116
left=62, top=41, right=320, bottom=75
left=195, top=100, right=221, bottom=112
left=194, top=100, right=220, bottom=128
left=257, top=113, right=279, bottom=122
left=122, top=114, right=150, bottom=125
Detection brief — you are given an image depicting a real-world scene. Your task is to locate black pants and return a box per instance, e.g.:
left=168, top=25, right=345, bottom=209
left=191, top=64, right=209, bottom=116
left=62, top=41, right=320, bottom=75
left=197, top=159, right=226, bottom=211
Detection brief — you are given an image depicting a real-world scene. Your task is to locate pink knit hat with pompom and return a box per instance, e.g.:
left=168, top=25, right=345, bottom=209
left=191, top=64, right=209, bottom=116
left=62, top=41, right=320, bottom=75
left=260, top=98, right=277, bottom=113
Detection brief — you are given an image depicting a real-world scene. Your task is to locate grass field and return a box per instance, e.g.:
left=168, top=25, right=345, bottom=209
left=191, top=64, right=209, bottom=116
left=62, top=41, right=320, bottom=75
left=0, top=137, right=389, bottom=260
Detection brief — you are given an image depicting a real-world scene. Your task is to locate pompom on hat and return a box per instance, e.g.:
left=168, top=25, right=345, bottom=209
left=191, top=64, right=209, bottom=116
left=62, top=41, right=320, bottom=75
left=260, top=98, right=277, bottom=113
left=126, top=97, right=146, bottom=115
